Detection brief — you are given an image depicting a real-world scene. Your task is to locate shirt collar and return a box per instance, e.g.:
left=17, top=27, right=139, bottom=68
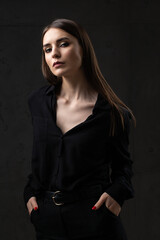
left=45, top=84, right=111, bottom=112
left=94, top=93, right=111, bottom=113
left=45, top=84, right=55, bottom=95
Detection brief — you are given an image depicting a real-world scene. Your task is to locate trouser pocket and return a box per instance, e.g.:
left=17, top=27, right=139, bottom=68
left=30, top=197, right=43, bottom=225
left=31, top=197, right=67, bottom=238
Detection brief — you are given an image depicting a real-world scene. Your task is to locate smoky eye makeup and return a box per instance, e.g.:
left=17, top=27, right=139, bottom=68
left=43, top=42, right=70, bottom=53
left=44, top=47, right=52, bottom=53
left=59, top=42, right=69, bottom=47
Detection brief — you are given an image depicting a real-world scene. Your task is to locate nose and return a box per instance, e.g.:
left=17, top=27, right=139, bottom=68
left=51, top=46, right=60, bottom=58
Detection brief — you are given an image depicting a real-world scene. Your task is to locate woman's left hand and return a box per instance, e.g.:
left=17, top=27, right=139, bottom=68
left=92, top=192, right=121, bottom=216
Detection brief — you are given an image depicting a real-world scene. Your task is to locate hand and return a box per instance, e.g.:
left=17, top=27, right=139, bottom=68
left=92, top=192, right=121, bottom=216
left=26, top=196, right=38, bottom=216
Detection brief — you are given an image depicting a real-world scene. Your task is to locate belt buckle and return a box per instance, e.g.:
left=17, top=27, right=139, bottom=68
left=52, top=190, right=64, bottom=205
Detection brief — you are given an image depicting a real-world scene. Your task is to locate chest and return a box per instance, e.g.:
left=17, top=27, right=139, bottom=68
left=56, top=98, right=96, bottom=135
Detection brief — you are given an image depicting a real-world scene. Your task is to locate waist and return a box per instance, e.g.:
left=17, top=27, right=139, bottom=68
left=39, top=184, right=104, bottom=205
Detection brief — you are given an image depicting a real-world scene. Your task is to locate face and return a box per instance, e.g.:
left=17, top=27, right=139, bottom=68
left=43, top=28, right=83, bottom=78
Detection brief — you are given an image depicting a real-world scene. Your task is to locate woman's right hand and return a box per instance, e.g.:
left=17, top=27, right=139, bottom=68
left=26, top=196, right=38, bottom=216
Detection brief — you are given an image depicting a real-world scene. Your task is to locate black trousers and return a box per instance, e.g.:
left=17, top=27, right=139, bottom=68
left=30, top=192, right=128, bottom=240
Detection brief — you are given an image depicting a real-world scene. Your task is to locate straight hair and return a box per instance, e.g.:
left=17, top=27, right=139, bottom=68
left=41, top=18, right=136, bottom=136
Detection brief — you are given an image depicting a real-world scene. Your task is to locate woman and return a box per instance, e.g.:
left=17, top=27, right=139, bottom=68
left=24, top=18, right=136, bottom=240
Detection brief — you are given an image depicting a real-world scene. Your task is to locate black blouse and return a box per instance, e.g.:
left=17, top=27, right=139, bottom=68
left=23, top=84, right=134, bottom=208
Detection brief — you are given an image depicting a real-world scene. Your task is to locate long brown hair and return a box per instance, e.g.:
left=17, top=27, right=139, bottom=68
left=41, top=18, right=136, bottom=136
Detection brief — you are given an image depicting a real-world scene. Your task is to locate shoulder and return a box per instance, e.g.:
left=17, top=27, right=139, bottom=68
left=121, top=107, right=131, bottom=124
left=115, top=106, right=131, bottom=123
left=27, top=84, right=51, bottom=101
left=27, top=84, right=53, bottom=105
left=114, top=107, right=131, bottom=137
left=27, top=84, right=55, bottom=115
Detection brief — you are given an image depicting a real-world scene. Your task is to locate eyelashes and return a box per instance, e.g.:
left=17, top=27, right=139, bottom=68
left=60, top=42, right=69, bottom=47
left=44, top=48, right=52, bottom=53
left=44, top=48, right=51, bottom=53
left=44, top=42, right=69, bottom=53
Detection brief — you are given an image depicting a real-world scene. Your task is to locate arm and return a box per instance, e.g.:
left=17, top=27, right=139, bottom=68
left=23, top=173, right=39, bottom=214
left=105, top=110, right=135, bottom=207
left=23, top=93, right=37, bottom=209
left=23, top=173, right=36, bottom=208
left=92, top=110, right=134, bottom=215
left=23, top=86, right=49, bottom=212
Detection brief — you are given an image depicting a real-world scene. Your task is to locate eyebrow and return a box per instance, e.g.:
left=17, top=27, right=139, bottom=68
left=43, top=37, right=70, bottom=48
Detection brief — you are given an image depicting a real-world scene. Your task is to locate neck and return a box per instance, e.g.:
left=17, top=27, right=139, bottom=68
left=58, top=70, right=95, bottom=101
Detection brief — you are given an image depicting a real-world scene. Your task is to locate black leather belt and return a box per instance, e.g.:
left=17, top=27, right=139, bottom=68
left=42, top=184, right=103, bottom=206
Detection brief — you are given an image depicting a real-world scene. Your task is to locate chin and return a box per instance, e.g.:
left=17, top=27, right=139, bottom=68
left=53, top=70, right=70, bottom=78
left=51, top=71, right=63, bottom=78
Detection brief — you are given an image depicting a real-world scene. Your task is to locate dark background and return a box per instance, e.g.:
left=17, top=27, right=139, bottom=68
left=0, top=0, right=159, bottom=239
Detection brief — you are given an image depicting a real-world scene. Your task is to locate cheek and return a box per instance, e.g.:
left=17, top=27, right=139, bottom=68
left=45, top=55, right=52, bottom=67
left=66, top=49, right=82, bottom=65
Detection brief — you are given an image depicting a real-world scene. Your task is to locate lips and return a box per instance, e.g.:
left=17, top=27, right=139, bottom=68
left=53, top=61, right=64, bottom=67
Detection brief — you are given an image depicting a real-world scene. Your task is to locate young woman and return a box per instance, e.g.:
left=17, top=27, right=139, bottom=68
left=24, top=18, right=136, bottom=240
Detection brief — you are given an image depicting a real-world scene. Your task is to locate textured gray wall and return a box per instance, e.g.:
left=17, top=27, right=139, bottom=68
left=0, top=1, right=159, bottom=239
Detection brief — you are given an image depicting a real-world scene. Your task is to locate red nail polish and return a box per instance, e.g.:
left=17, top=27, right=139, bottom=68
left=92, top=206, right=96, bottom=210
left=34, top=207, right=38, bottom=211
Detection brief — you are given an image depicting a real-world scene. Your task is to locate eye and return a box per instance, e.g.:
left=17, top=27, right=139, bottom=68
left=60, top=42, right=69, bottom=47
left=44, top=48, right=52, bottom=53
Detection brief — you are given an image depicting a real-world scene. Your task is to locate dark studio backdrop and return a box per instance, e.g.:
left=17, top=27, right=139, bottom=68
left=0, top=0, right=159, bottom=239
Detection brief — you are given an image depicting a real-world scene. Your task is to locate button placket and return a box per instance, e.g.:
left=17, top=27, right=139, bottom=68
left=55, top=135, right=64, bottom=187
left=58, top=135, right=63, bottom=158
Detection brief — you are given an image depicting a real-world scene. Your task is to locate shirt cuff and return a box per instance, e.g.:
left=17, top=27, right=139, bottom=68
left=105, top=182, right=135, bottom=207
left=23, top=184, right=36, bottom=209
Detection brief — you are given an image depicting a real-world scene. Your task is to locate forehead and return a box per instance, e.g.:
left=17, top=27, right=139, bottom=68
left=43, top=28, right=75, bottom=44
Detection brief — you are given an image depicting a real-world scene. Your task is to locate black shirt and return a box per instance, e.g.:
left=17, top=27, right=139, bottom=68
left=23, top=84, right=134, bottom=207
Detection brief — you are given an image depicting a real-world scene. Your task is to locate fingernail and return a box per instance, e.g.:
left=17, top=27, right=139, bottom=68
left=92, top=206, right=96, bottom=210
left=34, top=207, right=38, bottom=211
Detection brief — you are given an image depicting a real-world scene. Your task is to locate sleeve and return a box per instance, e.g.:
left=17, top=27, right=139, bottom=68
left=23, top=93, right=36, bottom=208
left=105, top=110, right=135, bottom=207
left=23, top=174, right=36, bottom=208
